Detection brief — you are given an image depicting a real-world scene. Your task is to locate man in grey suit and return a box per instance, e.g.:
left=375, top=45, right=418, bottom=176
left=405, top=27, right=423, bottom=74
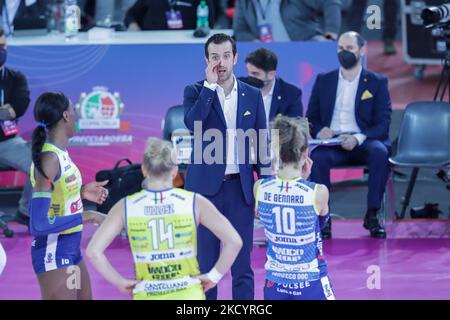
left=233, top=0, right=342, bottom=42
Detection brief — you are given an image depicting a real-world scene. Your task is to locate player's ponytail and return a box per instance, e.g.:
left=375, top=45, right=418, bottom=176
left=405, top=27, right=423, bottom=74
left=31, top=92, right=70, bottom=188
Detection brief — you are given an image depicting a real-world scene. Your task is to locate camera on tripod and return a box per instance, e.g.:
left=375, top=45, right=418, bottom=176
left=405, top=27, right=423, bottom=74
left=422, top=2, right=450, bottom=54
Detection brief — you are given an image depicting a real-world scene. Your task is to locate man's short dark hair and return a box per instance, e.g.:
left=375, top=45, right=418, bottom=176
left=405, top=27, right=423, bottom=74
left=204, top=33, right=237, bottom=58
left=245, top=48, right=278, bottom=72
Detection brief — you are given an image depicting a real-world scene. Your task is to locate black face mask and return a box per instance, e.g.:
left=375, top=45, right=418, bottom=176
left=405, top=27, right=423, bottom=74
left=238, top=76, right=265, bottom=89
left=338, top=50, right=359, bottom=70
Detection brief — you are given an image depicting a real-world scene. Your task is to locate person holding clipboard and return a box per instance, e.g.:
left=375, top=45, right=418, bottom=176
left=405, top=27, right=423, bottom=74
left=306, top=31, right=392, bottom=239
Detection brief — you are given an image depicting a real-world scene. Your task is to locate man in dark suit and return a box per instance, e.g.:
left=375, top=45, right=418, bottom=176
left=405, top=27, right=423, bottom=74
left=306, top=31, right=392, bottom=239
left=184, top=33, right=270, bottom=300
left=244, top=47, right=303, bottom=126
left=125, top=0, right=216, bottom=31
left=0, top=0, right=46, bottom=36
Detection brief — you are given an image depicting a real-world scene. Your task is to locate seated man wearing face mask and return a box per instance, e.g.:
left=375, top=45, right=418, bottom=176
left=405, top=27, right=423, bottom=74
left=0, top=27, right=32, bottom=226
left=242, top=47, right=303, bottom=128
left=306, top=31, right=392, bottom=239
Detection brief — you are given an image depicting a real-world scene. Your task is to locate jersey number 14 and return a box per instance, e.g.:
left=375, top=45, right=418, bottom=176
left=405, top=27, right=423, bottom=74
left=148, top=219, right=174, bottom=250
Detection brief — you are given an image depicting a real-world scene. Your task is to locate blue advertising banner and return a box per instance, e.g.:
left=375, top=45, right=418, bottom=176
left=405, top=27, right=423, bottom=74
left=6, top=41, right=339, bottom=182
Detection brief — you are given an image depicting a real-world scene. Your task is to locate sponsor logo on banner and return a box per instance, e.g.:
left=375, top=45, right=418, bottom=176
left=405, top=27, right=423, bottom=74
left=76, top=86, right=124, bottom=130
left=72, top=86, right=132, bottom=147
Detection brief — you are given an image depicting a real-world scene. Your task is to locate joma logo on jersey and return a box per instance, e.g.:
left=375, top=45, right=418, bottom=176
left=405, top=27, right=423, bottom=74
left=132, top=195, right=147, bottom=204
left=275, top=236, right=297, bottom=243
left=149, top=252, right=176, bottom=261
left=172, top=193, right=186, bottom=201
left=294, top=183, right=310, bottom=192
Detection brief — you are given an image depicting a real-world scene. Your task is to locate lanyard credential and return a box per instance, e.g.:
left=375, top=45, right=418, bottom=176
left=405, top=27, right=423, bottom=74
left=1, top=67, right=5, bottom=106
left=253, top=0, right=271, bottom=21
left=2, top=3, right=13, bottom=37
left=0, top=66, right=19, bottom=136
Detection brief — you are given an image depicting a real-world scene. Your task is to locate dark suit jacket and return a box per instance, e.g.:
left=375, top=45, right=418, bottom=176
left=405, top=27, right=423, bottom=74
left=0, top=0, right=46, bottom=24
left=268, top=77, right=303, bottom=121
left=306, top=68, right=392, bottom=146
left=124, top=0, right=216, bottom=30
left=183, top=79, right=270, bottom=205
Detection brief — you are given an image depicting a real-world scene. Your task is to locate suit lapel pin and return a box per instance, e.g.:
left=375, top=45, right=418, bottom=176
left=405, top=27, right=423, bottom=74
left=242, top=93, right=245, bottom=96
left=277, top=96, right=281, bottom=100
left=363, top=78, right=367, bottom=82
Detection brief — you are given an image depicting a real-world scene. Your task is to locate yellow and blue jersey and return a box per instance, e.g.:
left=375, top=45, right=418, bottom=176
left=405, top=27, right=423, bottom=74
left=125, top=187, right=205, bottom=300
left=255, top=176, right=328, bottom=285
left=30, top=143, right=83, bottom=235
left=30, top=143, right=84, bottom=274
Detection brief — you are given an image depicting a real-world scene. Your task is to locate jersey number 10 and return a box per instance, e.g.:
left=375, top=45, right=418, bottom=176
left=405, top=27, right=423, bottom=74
left=273, top=207, right=296, bottom=235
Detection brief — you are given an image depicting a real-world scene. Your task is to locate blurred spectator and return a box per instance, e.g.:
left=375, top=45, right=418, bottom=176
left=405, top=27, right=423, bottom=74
left=0, top=0, right=47, bottom=36
left=345, top=0, right=399, bottom=55
left=233, top=0, right=342, bottom=42
left=212, top=0, right=230, bottom=29
left=75, top=0, right=95, bottom=30
left=94, top=0, right=136, bottom=27
left=124, top=0, right=216, bottom=31
left=0, top=27, right=33, bottom=225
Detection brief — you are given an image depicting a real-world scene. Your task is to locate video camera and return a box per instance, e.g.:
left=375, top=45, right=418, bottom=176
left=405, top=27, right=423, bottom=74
left=421, top=1, right=450, bottom=53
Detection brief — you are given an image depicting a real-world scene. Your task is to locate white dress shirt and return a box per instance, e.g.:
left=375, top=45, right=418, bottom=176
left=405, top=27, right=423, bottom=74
left=262, top=79, right=275, bottom=127
left=204, top=76, right=239, bottom=174
left=329, top=67, right=367, bottom=145
left=2, top=0, right=21, bottom=35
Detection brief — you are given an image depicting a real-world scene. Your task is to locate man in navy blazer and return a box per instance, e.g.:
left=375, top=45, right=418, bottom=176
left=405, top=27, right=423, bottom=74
left=306, top=31, right=392, bottom=239
left=243, top=47, right=303, bottom=125
left=184, top=33, right=270, bottom=300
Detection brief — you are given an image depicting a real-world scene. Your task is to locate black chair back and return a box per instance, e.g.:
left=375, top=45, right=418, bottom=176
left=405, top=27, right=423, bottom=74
left=162, top=105, right=190, bottom=141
